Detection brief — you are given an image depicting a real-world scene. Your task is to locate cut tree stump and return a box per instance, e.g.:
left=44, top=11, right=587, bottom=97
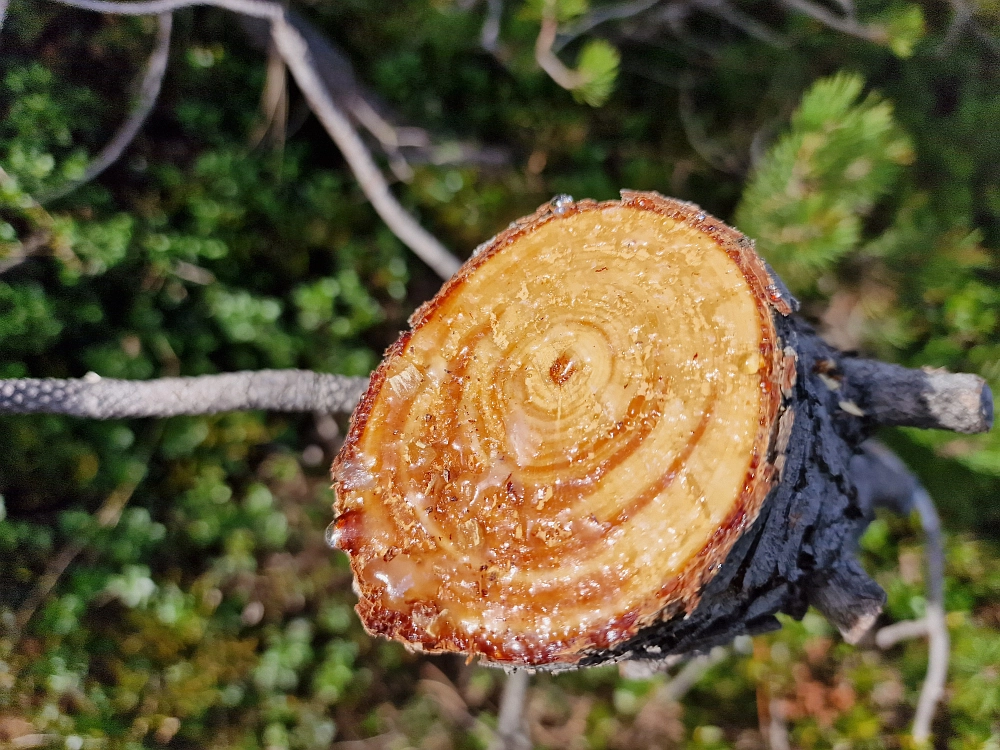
left=331, top=191, right=993, bottom=668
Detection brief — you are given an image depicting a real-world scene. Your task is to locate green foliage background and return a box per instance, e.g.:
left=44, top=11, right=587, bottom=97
left=1, top=1, right=1000, bottom=747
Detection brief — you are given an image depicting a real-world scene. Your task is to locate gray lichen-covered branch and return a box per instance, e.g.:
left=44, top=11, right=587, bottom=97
left=0, top=370, right=369, bottom=417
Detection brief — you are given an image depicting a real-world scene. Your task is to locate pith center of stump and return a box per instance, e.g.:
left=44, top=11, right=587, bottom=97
left=549, top=354, right=577, bottom=386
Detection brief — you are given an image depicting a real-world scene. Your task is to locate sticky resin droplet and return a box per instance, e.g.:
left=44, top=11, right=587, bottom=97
left=552, top=194, right=574, bottom=215
left=325, top=521, right=342, bottom=549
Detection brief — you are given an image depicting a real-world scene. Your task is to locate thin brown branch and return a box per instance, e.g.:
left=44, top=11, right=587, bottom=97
left=49, top=0, right=463, bottom=279
left=778, top=0, right=885, bottom=42
left=535, top=6, right=586, bottom=91
left=42, top=13, right=173, bottom=203
left=693, top=0, right=789, bottom=47
left=248, top=37, right=288, bottom=151
left=553, top=0, right=661, bottom=51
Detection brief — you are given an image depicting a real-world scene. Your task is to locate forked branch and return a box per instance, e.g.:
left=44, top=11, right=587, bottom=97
left=38, top=0, right=463, bottom=279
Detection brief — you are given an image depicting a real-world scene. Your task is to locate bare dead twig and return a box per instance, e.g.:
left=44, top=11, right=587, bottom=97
left=266, top=18, right=460, bottom=278
left=417, top=662, right=487, bottom=732
left=48, top=0, right=463, bottom=280
left=553, top=0, right=661, bottom=51
left=938, top=0, right=973, bottom=55
left=612, top=0, right=786, bottom=52
left=768, top=698, right=791, bottom=750
left=829, top=0, right=856, bottom=20
left=972, top=23, right=1000, bottom=57
left=0, top=167, right=83, bottom=274
left=937, top=0, right=1000, bottom=57
left=657, top=4, right=723, bottom=54
left=778, top=0, right=885, bottom=43
left=535, top=5, right=586, bottom=91
left=660, top=646, right=728, bottom=701
left=849, top=442, right=951, bottom=744
left=41, top=13, right=173, bottom=203
left=241, top=13, right=501, bottom=177
left=346, top=96, right=425, bottom=182
left=489, top=670, right=531, bottom=750
left=33, top=0, right=284, bottom=21
left=248, top=37, right=289, bottom=151
left=875, top=617, right=929, bottom=649
left=840, top=361, right=993, bottom=435
left=911, top=486, right=949, bottom=745
left=692, top=0, right=789, bottom=47
left=0, top=231, right=48, bottom=274
left=481, top=0, right=503, bottom=53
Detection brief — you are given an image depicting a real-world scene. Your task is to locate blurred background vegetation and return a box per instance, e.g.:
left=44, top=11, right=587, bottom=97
left=1, top=0, right=1000, bottom=747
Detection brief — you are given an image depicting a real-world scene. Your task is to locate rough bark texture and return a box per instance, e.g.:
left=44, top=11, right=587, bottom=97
left=0, top=370, right=369, bottom=417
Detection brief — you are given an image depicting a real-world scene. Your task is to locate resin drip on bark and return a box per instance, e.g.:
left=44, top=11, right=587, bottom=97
left=330, top=191, right=993, bottom=668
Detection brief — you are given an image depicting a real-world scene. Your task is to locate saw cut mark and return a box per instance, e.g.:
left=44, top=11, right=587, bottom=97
left=332, top=193, right=785, bottom=666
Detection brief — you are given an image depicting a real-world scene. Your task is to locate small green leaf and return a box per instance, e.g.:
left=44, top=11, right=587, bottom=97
left=522, top=0, right=589, bottom=22
left=572, top=39, right=620, bottom=107
left=736, top=72, right=912, bottom=290
left=878, top=3, right=925, bottom=58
